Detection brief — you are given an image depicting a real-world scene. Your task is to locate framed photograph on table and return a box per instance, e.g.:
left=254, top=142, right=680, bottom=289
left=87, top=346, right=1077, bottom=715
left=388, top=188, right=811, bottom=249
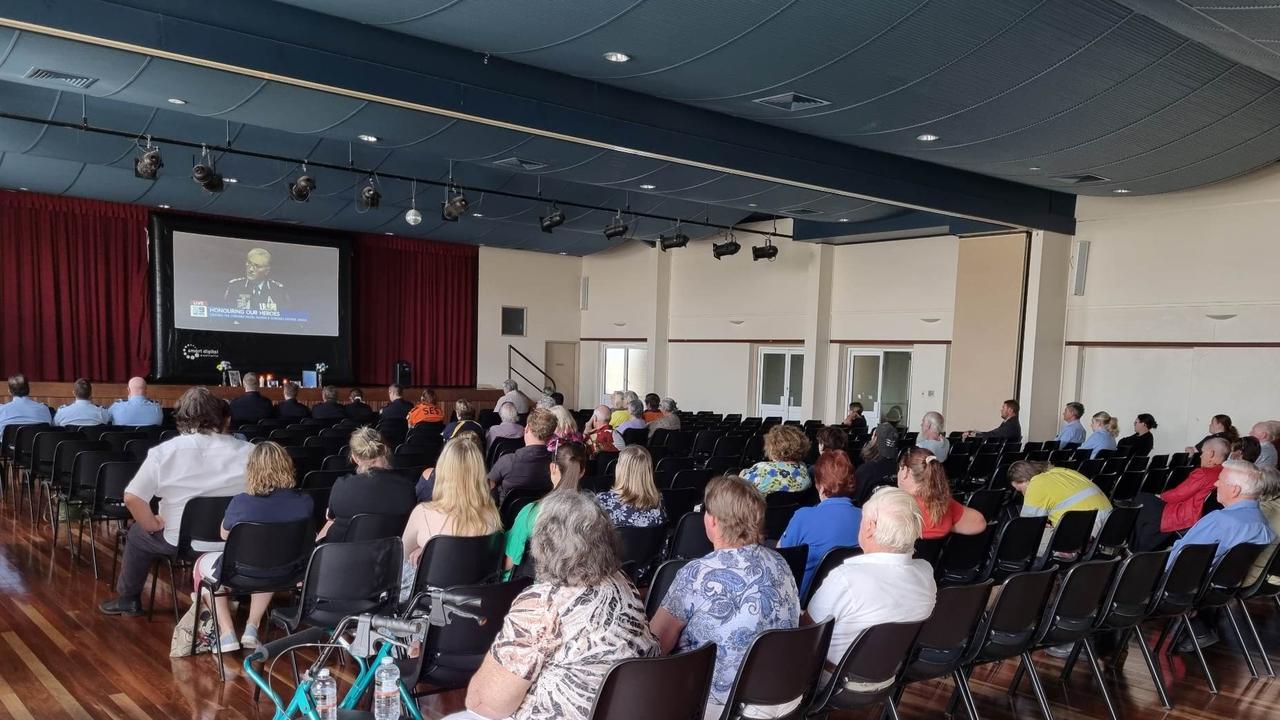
left=227, top=370, right=242, bottom=387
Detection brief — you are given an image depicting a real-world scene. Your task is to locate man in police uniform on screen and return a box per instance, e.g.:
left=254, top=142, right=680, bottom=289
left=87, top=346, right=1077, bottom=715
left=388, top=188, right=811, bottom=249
left=224, top=247, right=289, bottom=316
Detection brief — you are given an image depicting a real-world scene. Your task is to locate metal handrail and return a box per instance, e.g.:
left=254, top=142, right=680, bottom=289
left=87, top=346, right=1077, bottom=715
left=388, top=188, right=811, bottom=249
left=507, top=345, right=556, bottom=393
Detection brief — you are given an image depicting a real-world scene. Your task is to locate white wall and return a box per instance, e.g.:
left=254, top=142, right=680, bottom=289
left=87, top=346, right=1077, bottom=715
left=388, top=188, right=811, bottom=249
left=667, top=342, right=754, bottom=416
left=476, top=247, right=581, bottom=390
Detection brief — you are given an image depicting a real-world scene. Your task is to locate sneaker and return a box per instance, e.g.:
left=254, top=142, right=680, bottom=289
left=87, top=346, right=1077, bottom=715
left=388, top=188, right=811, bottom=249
left=98, top=596, right=144, bottom=617
left=240, top=625, right=260, bottom=650
left=1175, top=629, right=1219, bottom=654
left=217, top=632, right=241, bottom=653
left=1044, top=643, right=1076, bottom=659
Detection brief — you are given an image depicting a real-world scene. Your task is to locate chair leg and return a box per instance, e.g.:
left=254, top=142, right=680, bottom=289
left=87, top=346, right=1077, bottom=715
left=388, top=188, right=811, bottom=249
left=1132, top=627, right=1172, bottom=710
left=1179, top=614, right=1218, bottom=694
left=168, top=562, right=180, bottom=623
left=1018, top=653, right=1055, bottom=720
left=1057, top=641, right=1083, bottom=683
left=1222, top=604, right=1259, bottom=679
left=148, top=563, right=159, bottom=621
left=86, top=519, right=100, bottom=579
left=204, top=588, right=227, bottom=683
left=1155, top=617, right=1176, bottom=654
left=1009, top=657, right=1025, bottom=696
left=883, top=696, right=902, bottom=720
left=1237, top=599, right=1276, bottom=678
left=954, top=667, right=982, bottom=720
left=1081, top=638, right=1119, bottom=720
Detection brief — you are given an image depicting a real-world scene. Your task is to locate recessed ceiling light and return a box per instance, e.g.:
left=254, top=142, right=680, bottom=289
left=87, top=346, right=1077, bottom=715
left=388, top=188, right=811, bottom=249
left=1112, top=188, right=1131, bottom=194
left=357, top=134, right=379, bottom=143
left=1028, top=166, right=1041, bottom=171
left=166, top=98, right=187, bottom=105
left=384, top=232, right=393, bottom=235
left=639, top=184, right=656, bottom=190
left=747, top=203, right=758, bottom=207
left=839, top=218, right=850, bottom=222
left=158, top=204, right=171, bottom=208
left=603, top=51, right=631, bottom=63
left=472, top=213, right=484, bottom=218
left=18, top=187, right=28, bottom=191
left=558, top=251, right=568, bottom=255
left=224, top=177, right=238, bottom=184
left=915, top=133, right=940, bottom=142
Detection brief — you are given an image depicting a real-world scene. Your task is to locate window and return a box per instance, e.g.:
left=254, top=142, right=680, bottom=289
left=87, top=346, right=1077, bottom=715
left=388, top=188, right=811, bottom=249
left=601, top=344, right=648, bottom=397
left=501, top=306, right=526, bottom=336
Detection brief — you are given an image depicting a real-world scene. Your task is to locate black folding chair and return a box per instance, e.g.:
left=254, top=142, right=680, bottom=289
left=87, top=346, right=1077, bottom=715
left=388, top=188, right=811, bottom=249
left=806, top=621, right=924, bottom=719
left=619, top=525, right=669, bottom=586
left=1141, top=543, right=1217, bottom=695
left=151, top=495, right=234, bottom=622
left=1235, top=545, right=1280, bottom=678
left=344, top=512, right=410, bottom=542
left=587, top=644, right=717, bottom=720
left=982, top=516, right=1047, bottom=582
left=774, top=544, right=807, bottom=593
left=937, top=527, right=995, bottom=586
left=801, top=546, right=863, bottom=608
left=1032, top=509, right=1097, bottom=570
left=1085, top=505, right=1140, bottom=560
left=895, top=582, right=994, bottom=719
left=645, top=559, right=692, bottom=619
left=269, top=537, right=403, bottom=634
left=714, top=620, right=833, bottom=720
left=1168, top=542, right=1269, bottom=689
left=500, top=488, right=546, bottom=529
left=402, top=533, right=505, bottom=616
left=667, top=511, right=713, bottom=560
left=659, top=487, right=701, bottom=522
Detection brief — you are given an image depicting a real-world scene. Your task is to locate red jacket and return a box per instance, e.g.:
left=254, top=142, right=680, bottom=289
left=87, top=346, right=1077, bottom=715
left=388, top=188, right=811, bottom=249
left=1159, top=465, right=1222, bottom=533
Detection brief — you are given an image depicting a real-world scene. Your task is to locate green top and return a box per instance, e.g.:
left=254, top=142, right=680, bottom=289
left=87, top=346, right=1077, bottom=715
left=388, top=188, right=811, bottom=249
left=503, top=501, right=540, bottom=579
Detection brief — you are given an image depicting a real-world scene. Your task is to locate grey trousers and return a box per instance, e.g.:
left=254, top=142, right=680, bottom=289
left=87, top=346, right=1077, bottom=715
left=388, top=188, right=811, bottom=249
left=116, top=523, right=178, bottom=597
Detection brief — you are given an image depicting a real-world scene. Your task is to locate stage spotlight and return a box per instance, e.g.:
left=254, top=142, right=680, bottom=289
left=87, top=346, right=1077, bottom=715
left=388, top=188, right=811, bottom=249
left=192, top=162, right=224, bottom=193
left=134, top=146, right=162, bottom=180
left=712, top=238, right=741, bottom=260
left=603, top=211, right=628, bottom=239
left=659, top=232, right=689, bottom=251
left=752, top=240, right=778, bottom=262
left=289, top=175, right=316, bottom=202
left=441, top=189, right=469, bottom=222
left=540, top=204, right=565, bottom=233
left=356, top=178, right=380, bottom=212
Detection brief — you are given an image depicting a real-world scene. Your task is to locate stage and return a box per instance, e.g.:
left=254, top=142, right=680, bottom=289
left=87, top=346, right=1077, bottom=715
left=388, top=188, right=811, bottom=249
left=6, top=382, right=503, bottom=412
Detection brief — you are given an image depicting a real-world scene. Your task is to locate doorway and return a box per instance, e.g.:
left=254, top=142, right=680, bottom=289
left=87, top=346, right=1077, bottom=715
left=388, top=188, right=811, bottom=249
left=544, top=341, right=578, bottom=410
left=846, top=348, right=912, bottom=428
left=757, top=347, right=805, bottom=421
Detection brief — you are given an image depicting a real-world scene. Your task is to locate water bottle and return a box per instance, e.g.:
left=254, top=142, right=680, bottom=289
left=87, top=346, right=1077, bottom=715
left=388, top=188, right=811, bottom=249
left=312, top=668, right=337, bottom=720
left=372, top=656, right=401, bottom=720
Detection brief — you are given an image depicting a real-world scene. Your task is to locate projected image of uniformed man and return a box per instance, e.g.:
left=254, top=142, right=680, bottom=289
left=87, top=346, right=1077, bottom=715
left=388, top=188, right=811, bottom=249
left=224, top=247, right=290, bottom=314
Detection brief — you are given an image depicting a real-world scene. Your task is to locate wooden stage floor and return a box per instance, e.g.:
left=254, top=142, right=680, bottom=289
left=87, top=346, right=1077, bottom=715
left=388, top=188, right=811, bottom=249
left=0, top=503, right=1277, bottom=719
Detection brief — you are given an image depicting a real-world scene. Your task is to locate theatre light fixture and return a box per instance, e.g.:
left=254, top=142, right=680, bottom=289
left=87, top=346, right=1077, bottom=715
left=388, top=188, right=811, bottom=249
left=712, top=233, right=741, bottom=260
left=752, top=236, right=778, bottom=262
left=603, top=211, right=628, bottom=239
left=659, top=232, right=690, bottom=251
left=356, top=176, right=380, bottom=212
left=541, top=204, right=566, bottom=233
left=441, top=186, right=469, bottom=222
left=134, top=137, right=162, bottom=180
left=192, top=145, right=224, bottom=193
left=288, top=169, right=315, bottom=202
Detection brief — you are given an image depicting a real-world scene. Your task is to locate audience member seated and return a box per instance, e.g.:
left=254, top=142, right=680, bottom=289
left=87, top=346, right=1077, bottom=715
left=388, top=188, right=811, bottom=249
left=1168, top=460, right=1275, bottom=652
left=535, top=394, right=556, bottom=411
left=1079, top=411, right=1120, bottom=459
left=741, top=424, right=813, bottom=495
left=495, top=379, right=532, bottom=415
left=545, top=405, right=585, bottom=454
left=227, top=372, right=273, bottom=426
left=1132, top=438, right=1230, bottom=551
left=1009, top=460, right=1112, bottom=547
left=504, top=442, right=587, bottom=577
left=408, top=389, right=445, bottom=426
left=1188, top=413, right=1239, bottom=454
left=0, top=374, right=53, bottom=436
left=1056, top=402, right=1088, bottom=447
left=1250, top=422, right=1278, bottom=470
left=107, top=377, right=163, bottom=427
left=841, top=401, right=868, bottom=434
left=488, top=408, right=555, bottom=500
left=549, top=391, right=565, bottom=407
left=585, top=405, right=618, bottom=455
left=99, top=388, right=250, bottom=616
left=443, top=399, right=484, bottom=440
left=451, top=491, right=659, bottom=720
left=1118, top=413, right=1157, bottom=456
left=814, top=425, right=846, bottom=455
left=596, top=446, right=666, bottom=528
left=400, top=436, right=502, bottom=599
left=380, top=383, right=413, bottom=422
left=853, top=423, right=900, bottom=500
left=642, top=393, right=663, bottom=424
left=965, top=398, right=1022, bottom=441
left=192, top=441, right=312, bottom=652
left=609, top=391, right=638, bottom=430
left=646, top=397, right=681, bottom=437
left=806, top=486, right=937, bottom=676
left=310, top=385, right=346, bottom=421
left=916, top=411, right=950, bottom=461
left=612, top=399, right=648, bottom=449
left=898, top=447, right=986, bottom=540
left=1247, top=468, right=1280, bottom=585
left=651, top=476, right=801, bottom=720
left=779, top=448, right=861, bottom=597
left=319, top=427, right=415, bottom=542
left=486, top=402, right=525, bottom=449
left=274, top=381, right=310, bottom=420
left=344, top=388, right=377, bottom=425
left=53, top=378, right=109, bottom=427
left=1235, top=436, right=1263, bottom=464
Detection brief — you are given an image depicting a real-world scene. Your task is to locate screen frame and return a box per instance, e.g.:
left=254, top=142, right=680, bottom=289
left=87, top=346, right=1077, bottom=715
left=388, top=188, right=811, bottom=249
left=149, top=213, right=354, bottom=383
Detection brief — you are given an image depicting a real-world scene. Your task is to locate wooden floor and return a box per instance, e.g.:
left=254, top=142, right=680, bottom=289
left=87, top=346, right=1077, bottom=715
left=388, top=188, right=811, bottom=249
left=0, top=500, right=1277, bottom=720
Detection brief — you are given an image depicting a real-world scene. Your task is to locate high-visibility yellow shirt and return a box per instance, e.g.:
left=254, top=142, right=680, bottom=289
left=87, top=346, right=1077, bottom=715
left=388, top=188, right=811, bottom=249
left=1022, top=467, right=1112, bottom=526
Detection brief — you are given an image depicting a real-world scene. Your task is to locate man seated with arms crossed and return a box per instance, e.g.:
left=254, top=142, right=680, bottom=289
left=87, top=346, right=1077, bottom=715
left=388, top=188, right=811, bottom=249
left=108, top=377, right=162, bottom=426
left=0, top=373, right=52, bottom=436
left=53, top=378, right=109, bottom=427
left=964, top=399, right=1021, bottom=441
left=99, top=387, right=251, bottom=616
left=1131, top=437, right=1229, bottom=551
left=1168, top=460, right=1275, bottom=651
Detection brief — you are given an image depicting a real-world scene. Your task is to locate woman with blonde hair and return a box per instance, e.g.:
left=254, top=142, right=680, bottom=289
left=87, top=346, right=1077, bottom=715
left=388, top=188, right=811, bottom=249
left=442, top=398, right=484, bottom=440
left=192, top=441, right=313, bottom=652
left=597, top=445, right=667, bottom=528
left=546, top=404, right=585, bottom=454
left=896, top=447, right=986, bottom=540
left=1080, top=411, right=1120, bottom=459
left=320, top=427, right=416, bottom=542
left=740, top=424, right=812, bottom=494
left=401, top=434, right=503, bottom=597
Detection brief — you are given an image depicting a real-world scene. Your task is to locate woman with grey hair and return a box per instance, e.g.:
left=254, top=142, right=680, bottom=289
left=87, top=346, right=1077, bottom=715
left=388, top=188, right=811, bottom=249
left=453, top=491, right=659, bottom=720
left=647, top=397, right=682, bottom=436
left=916, top=411, right=950, bottom=461
left=613, top=399, right=648, bottom=448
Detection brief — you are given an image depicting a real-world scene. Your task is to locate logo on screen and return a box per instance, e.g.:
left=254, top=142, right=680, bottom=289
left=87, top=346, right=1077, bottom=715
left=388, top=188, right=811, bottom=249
left=182, top=344, right=219, bottom=361
left=190, top=301, right=208, bottom=318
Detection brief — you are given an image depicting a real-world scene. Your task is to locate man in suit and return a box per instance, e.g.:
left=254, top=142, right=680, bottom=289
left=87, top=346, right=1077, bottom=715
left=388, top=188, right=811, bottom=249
left=275, top=381, right=310, bottom=420
left=380, top=383, right=413, bottom=422
left=966, top=399, right=1022, bottom=441
left=228, top=372, right=274, bottom=426
left=345, top=388, right=377, bottom=425
left=311, top=386, right=346, bottom=421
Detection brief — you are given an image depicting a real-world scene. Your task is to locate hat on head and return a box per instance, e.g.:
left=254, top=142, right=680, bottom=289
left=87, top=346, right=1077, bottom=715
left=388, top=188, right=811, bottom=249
left=875, top=422, right=899, bottom=457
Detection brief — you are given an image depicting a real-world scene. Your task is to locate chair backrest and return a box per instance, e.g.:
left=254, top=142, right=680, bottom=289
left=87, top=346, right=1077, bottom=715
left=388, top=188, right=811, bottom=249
left=69, top=449, right=124, bottom=498
left=667, top=512, right=713, bottom=560
left=1112, top=471, right=1143, bottom=502
left=618, top=525, right=670, bottom=583
left=719, top=620, right=834, bottom=717
left=1147, top=543, right=1217, bottom=618
left=965, top=490, right=1005, bottom=522
left=659, top=487, right=702, bottom=521
left=1198, top=542, right=1269, bottom=608
left=902, top=582, right=994, bottom=683
left=487, top=436, right=524, bottom=467
left=763, top=503, right=800, bottom=540
left=345, top=512, right=410, bottom=542
left=937, top=527, right=995, bottom=586
left=13, top=423, right=53, bottom=465
left=621, top=427, right=649, bottom=448
left=411, top=533, right=505, bottom=599
left=298, top=486, right=332, bottom=529
left=912, top=537, right=945, bottom=568
left=671, top=468, right=712, bottom=490
left=1240, top=544, right=1280, bottom=600
left=645, top=559, right=691, bottom=618
left=964, top=568, right=1057, bottom=664
left=414, top=578, right=535, bottom=690
left=92, top=459, right=142, bottom=514
left=986, top=516, right=1047, bottom=581
left=176, top=496, right=235, bottom=555
left=289, top=537, right=403, bottom=628
left=301, top=469, right=347, bottom=490
left=500, top=488, right=547, bottom=528
left=810, top=621, right=924, bottom=713
left=217, top=519, right=315, bottom=590
left=51, top=439, right=108, bottom=486
left=124, top=437, right=159, bottom=461
left=775, top=544, right=808, bottom=592
left=33, top=429, right=81, bottom=473
left=1086, top=505, right=1140, bottom=560
left=588, top=644, right=717, bottom=720
left=802, top=545, right=863, bottom=607
left=1035, top=509, right=1098, bottom=568
left=1033, top=559, right=1119, bottom=646
left=1096, top=551, right=1170, bottom=630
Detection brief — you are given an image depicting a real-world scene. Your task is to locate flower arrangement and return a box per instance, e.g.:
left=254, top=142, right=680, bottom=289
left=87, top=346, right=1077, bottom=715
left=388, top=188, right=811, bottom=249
left=216, top=361, right=232, bottom=372
left=315, top=362, right=328, bottom=373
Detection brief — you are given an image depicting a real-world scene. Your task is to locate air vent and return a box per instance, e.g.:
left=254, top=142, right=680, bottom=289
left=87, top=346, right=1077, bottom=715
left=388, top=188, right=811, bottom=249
left=493, top=157, right=548, bottom=171
left=753, top=92, right=830, bottom=112
left=783, top=207, right=823, bottom=216
left=24, top=67, right=98, bottom=89
left=1051, top=173, right=1110, bottom=185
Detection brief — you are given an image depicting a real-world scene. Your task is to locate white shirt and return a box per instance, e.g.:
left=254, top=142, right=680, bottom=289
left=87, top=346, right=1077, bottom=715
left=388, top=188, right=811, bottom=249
left=496, top=390, right=531, bottom=415
left=125, top=432, right=252, bottom=548
left=915, top=436, right=950, bottom=462
left=807, top=552, right=937, bottom=666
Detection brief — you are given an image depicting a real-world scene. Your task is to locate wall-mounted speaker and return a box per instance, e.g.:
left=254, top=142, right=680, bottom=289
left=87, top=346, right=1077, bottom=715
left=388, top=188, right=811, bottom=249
left=580, top=276, right=590, bottom=311
left=1072, top=240, right=1090, bottom=296
left=394, top=360, right=412, bottom=387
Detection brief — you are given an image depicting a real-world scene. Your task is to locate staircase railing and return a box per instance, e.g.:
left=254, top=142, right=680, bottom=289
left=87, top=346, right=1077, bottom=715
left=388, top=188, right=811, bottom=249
left=508, top=345, right=556, bottom=393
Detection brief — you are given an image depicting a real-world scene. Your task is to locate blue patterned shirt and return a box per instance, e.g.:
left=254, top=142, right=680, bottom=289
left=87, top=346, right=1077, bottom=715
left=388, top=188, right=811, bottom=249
left=659, top=544, right=801, bottom=706
left=740, top=460, right=812, bottom=495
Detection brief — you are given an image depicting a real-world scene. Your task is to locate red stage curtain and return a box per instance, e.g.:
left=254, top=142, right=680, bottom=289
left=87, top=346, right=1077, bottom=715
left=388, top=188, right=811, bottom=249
left=352, top=234, right=477, bottom=386
left=0, top=191, right=151, bottom=382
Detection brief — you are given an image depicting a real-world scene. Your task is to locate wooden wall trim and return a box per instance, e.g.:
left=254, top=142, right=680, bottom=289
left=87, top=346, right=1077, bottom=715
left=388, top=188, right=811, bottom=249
left=827, top=339, right=952, bottom=346
left=1065, top=341, right=1280, bottom=349
left=667, top=338, right=806, bottom=344
left=579, top=337, right=649, bottom=342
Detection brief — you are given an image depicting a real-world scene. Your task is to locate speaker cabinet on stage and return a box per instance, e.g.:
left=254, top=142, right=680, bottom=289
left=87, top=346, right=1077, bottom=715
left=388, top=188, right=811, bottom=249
left=394, top=361, right=412, bottom=387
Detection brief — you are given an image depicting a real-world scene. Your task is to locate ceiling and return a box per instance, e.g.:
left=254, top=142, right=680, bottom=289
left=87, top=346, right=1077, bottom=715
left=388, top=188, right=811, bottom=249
left=3, top=1, right=1280, bottom=252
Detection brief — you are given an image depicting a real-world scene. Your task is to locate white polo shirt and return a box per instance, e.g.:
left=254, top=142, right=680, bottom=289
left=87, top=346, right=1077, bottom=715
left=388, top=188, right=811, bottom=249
left=807, top=551, right=938, bottom=666
left=125, top=432, right=251, bottom=549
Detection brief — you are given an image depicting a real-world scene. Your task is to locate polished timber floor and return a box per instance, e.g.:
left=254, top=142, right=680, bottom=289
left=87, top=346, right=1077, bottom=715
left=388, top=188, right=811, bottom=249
left=0, top=505, right=1277, bottom=720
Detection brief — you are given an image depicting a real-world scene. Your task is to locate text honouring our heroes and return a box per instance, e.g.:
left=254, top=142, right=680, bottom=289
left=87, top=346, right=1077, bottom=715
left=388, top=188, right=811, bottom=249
left=190, top=301, right=311, bottom=323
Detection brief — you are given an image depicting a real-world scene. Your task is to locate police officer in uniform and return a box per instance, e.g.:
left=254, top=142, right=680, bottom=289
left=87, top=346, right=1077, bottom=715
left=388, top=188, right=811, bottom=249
left=54, top=378, right=110, bottom=427
left=224, top=248, right=290, bottom=316
left=109, top=377, right=163, bottom=427
left=0, top=373, right=53, bottom=436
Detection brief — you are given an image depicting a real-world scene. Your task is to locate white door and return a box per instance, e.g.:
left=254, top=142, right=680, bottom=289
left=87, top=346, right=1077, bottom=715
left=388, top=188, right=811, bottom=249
left=757, top=348, right=805, bottom=421
left=846, top=349, right=913, bottom=428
